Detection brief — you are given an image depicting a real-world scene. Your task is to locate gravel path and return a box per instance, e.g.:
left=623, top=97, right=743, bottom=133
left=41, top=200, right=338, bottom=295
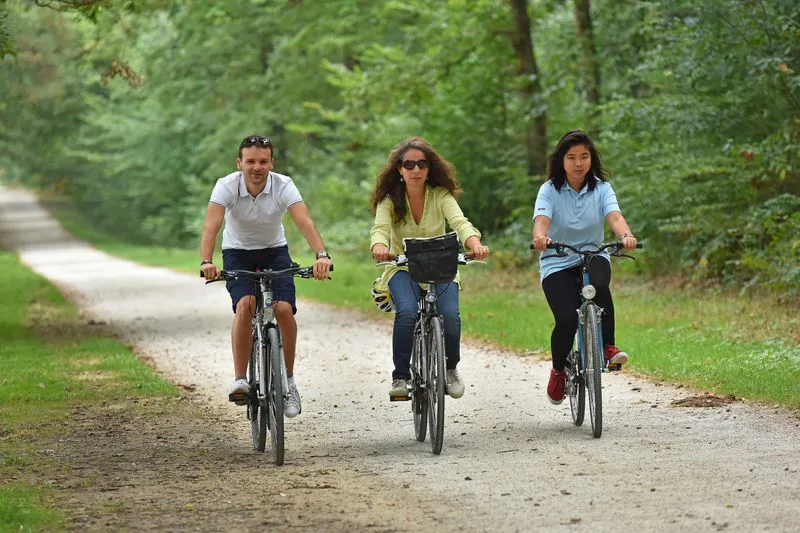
left=1, top=185, right=798, bottom=532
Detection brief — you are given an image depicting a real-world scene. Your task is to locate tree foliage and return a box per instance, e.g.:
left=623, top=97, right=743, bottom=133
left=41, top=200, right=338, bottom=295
left=1, top=0, right=798, bottom=292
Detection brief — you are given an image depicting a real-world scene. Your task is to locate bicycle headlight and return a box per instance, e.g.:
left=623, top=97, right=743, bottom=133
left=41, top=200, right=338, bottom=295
left=581, top=284, right=596, bottom=300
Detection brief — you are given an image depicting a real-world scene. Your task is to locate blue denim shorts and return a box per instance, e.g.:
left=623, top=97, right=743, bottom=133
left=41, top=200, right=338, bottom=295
left=222, top=246, right=297, bottom=315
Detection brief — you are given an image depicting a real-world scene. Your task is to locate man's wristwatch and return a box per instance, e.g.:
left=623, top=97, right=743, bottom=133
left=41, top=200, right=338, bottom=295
left=200, top=259, right=213, bottom=266
left=316, top=250, right=331, bottom=260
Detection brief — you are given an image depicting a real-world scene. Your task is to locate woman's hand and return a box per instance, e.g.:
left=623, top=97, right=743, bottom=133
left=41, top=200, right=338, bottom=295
left=620, top=233, right=638, bottom=250
left=464, top=236, right=489, bottom=260
left=532, top=234, right=551, bottom=251
left=372, top=243, right=391, bottom=262
left=469, top=244, right=490, bottom=260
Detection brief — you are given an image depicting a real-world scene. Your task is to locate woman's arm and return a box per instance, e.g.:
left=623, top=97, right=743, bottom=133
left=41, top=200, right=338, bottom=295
left=370, top=199, right=394, bottom=260
left=532, top=215, right=552, bottom=251
left=606, top=211, right=638, bottom=249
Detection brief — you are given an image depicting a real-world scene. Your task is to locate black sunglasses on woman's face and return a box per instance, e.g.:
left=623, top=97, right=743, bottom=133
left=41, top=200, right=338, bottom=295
left=401, top=159, right=429, bottom=170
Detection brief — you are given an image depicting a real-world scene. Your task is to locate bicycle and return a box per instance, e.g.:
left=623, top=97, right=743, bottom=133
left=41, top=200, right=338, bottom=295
left=378, top=251, right=479, bottom=455
left=536, top=240, right=642, bottom=438
left=203, top=263, right=328, bottom=465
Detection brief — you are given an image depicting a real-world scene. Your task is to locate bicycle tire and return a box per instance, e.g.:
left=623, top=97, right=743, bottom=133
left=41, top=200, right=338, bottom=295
left=267, top=326, right=285, bottom=465
left=411, top=323, right=428, bottom=442
left=584, top=303, right=603, bottom=438
left=249, top=329, right=267, bottom=452
left=567, top=349, right=585, bottom=427
left=427, top=316, right=446, bottom=454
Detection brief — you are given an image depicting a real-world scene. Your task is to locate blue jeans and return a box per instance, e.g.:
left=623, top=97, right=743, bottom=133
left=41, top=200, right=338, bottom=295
left=388, top=271, right=461, bottom=380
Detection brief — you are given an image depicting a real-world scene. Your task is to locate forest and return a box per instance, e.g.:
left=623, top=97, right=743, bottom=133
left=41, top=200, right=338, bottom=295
left=1, top=0, right=798, bottom=292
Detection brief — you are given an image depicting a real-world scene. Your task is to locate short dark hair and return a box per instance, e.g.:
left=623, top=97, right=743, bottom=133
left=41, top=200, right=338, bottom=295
left=547, top=130, right=608, bottom=191
left=238, top=135, right=273, bottom=159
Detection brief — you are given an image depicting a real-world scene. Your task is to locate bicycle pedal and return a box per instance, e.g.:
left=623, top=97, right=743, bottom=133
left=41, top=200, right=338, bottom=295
left=607, top=363, right=622, bottom=372
left=228, top=392, right=248, bottom=405
left=389, top=394, right=411, bottom=402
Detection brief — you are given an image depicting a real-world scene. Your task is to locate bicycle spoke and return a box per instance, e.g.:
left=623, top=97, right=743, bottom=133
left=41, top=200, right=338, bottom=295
left=427, top=317, right=446, bottom=455
left=411, top=324, right=427, bottom=443
left=584, top=304, right=603, bottom=438
left=249, top=331, right=267, bottom=452
left=267, top=327, right=284, bottom=465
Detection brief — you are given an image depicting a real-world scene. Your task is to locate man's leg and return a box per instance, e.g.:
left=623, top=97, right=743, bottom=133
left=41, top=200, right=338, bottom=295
left=274, top=301, right=297, bottom=374
left=232, top=295, right=257, bottom=379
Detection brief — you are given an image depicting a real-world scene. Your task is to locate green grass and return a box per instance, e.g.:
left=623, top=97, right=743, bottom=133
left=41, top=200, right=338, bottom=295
left=0, top=485, right=62, bottom=533
left=0, top=250, right=178, bottom=532
left=38, top=194, right=800, bottom=408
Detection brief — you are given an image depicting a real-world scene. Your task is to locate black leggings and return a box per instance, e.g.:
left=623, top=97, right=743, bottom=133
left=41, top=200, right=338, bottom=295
left=541, top=258, right=615, bottom=371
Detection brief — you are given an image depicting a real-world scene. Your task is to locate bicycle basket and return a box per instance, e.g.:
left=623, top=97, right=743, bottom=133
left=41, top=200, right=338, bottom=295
left=403, top=232, right=460, bottom=284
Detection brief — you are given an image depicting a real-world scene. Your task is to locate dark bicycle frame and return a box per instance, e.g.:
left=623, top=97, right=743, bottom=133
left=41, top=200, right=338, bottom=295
left=203, top=263, right=327, bottom=464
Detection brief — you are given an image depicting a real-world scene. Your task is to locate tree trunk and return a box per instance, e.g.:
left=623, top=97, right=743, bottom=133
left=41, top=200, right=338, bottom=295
left=573, top=0, right=601, bottom=137
left=507, top=0, right=548, bottom=176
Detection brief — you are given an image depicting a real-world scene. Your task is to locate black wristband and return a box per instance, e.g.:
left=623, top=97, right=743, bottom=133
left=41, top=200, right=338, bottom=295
left=200, top=259, right=213, bottom=266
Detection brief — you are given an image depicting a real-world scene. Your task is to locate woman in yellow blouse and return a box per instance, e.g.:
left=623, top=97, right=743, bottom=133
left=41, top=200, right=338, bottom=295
left=370, top=137, right=490, bottom=400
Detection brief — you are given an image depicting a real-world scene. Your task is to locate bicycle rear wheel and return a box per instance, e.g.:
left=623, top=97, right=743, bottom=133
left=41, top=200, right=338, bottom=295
left=249, top=329, right=267, bottom=452
left=567, top=349, right=585, bottom=427
left=427, top=317, right=446, bottom=455
left=411, top=323, right=428, bottom=442
left=266, top=326, right=285, bottom=465
left=584, top=304, right=603, bottom=438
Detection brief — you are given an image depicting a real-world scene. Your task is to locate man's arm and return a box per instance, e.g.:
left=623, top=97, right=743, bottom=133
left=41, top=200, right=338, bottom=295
left=288, top=202, right=332, bottom=279
left=200, top=203, right=225, bottom=279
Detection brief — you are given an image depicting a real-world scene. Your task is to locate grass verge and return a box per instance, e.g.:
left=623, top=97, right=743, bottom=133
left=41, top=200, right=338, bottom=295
left=0, top=250, right=178, bottom=532
left=39, top=194, right=800, bottom=408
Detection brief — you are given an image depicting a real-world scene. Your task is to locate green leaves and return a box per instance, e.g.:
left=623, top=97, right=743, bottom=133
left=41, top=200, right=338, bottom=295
left=1, top=0, right=798, bottom=291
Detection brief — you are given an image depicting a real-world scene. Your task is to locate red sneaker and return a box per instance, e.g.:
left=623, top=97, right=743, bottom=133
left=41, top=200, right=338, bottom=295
left=604, top=345, right=629, bottom=366
left=547, top=368, right=568, bottom=405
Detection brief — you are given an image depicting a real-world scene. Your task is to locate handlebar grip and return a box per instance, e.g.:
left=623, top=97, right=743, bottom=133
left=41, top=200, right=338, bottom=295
left=636, top=243, right=644, bottom=249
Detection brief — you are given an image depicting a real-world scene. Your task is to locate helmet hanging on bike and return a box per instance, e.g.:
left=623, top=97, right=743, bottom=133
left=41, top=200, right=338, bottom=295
left=371, top=277, right=395, bottom=313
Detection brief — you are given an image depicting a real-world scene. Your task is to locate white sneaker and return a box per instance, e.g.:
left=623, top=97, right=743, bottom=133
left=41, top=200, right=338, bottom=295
left=228, top=378, right=249, bottom=405
left=389, top=379, right=409, bottom=399
left=446, top=368, right=465, bottom=399
left=284, top=384, right=302, bottom=418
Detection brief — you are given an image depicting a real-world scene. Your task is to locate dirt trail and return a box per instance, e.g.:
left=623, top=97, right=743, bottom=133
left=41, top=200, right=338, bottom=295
left=1, top=186, right=798, bottom=532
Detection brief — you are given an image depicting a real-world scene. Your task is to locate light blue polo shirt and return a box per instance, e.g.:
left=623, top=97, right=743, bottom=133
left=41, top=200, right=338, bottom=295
left=533, top=177, right=620, bottom=282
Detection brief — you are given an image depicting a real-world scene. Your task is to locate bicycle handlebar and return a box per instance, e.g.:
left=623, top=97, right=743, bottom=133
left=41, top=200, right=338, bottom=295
left=201, top=264, right=333, bottom=283
left=529, top=241, right=643, bottom=259
left=376, top=252, right=480, bottom=268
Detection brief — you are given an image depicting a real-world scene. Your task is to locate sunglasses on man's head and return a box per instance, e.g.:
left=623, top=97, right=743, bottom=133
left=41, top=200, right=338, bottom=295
left=240, top=136, right=272, bottom=149
left=401, top=159, right=429, bottom=170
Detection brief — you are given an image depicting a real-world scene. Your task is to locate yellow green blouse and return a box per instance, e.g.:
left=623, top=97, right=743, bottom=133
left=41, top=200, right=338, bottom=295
left=369, top=185, right=481, bottom=289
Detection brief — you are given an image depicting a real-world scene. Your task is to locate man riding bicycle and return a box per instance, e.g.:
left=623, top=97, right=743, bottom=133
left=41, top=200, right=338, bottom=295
left=200, top=135, right=332, bottom=417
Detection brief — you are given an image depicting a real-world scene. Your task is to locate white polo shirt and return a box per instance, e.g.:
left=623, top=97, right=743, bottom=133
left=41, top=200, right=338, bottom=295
left=533, top=177, right=621, bottom=282
left=209, top=171, right=303, bottom=250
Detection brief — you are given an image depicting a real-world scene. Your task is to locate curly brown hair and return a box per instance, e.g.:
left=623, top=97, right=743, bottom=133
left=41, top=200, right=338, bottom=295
left=369, top=136, right=463, bottom=224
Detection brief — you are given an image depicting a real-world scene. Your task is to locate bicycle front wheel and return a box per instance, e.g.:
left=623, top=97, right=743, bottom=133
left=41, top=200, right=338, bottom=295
left=249, top=329, right=267, bottom=452
left=584, top=303, right=603, bottom=438
left=427, top=317, right=446, bottom=455
left=266, top=326, right=285, bottom=465
left=411, top=323, right=428, bottom=443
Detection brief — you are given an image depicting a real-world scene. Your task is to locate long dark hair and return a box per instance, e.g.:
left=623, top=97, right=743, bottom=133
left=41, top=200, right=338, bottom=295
left=546, top=130, right=608, bottom=191
left=370, top=136, right=462, bottom=223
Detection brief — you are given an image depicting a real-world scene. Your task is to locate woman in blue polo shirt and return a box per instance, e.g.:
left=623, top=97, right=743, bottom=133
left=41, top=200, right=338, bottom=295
left=532, top=130, right=638, bottom=405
